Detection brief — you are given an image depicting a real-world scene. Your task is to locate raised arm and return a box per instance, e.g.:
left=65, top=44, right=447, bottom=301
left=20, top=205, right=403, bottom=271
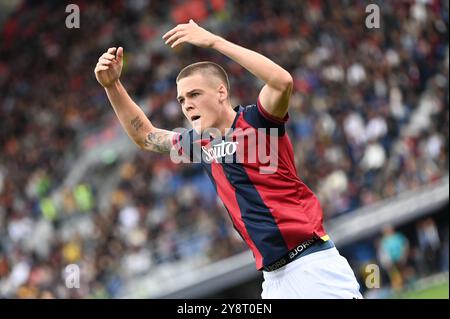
left=163, top=20, right=293, bottom=119
left=94, top=47, right=175, bottom=153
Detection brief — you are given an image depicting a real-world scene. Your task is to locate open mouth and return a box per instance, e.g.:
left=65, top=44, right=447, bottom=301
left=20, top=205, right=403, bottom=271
left=190, top=115, right=201, bottom=121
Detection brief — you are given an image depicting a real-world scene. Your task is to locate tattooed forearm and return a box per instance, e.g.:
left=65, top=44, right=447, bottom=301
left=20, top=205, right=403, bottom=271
left=143, top=129, right=174, bottom=153
left=131, top=116, right=144, bottom=132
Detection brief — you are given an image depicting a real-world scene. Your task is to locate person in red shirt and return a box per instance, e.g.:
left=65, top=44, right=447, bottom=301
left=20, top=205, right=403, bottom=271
left=95, top=20, right=362, bottom=299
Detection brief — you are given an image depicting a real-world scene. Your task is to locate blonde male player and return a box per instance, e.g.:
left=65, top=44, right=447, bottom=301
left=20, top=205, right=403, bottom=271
left=94, top=19, right=362, bottom=299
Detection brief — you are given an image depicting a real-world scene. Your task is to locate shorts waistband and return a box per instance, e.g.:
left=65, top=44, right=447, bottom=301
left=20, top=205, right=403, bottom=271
left=262, top=237, right=335, bottom=272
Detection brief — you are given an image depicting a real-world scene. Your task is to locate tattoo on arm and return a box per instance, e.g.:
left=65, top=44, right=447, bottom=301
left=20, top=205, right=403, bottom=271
left=143, top=129, right=174, bottom=153
left=131, top=116, right=144, bottom=132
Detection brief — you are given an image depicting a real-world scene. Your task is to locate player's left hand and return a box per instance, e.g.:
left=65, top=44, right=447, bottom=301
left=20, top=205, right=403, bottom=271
left=162, top=19, right=219, bottom=49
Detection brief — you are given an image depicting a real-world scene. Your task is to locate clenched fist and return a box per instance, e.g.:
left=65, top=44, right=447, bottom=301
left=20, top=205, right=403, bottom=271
left=94, top=47, right=123, bottom=88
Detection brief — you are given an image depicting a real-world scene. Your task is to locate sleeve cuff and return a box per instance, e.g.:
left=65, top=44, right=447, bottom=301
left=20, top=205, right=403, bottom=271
left=171, top=133, right=183, bottom=156
left=257, top=97, right=289, bottom=125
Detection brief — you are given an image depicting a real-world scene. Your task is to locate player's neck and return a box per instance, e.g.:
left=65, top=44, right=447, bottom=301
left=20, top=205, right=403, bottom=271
left=212, top=103, right=237, bottom=138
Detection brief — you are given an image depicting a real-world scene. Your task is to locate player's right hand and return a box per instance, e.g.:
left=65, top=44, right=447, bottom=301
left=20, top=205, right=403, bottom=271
left=94, top=47, right=123, bottom=88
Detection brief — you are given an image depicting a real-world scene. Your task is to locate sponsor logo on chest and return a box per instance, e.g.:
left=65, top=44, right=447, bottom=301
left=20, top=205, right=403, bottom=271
left=201, top=140, right=239, bottom=163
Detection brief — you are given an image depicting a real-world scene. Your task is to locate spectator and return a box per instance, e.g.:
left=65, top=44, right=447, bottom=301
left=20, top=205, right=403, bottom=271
left=415, top=218, right=441, bottom=275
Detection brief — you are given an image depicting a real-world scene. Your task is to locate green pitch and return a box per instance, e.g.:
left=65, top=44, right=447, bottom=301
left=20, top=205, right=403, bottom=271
left=395, top=280, right=449, bottom=299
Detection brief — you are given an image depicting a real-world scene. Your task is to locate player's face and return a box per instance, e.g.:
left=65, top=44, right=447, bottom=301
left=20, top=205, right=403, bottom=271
left=177, top=73, right=223, bottom=133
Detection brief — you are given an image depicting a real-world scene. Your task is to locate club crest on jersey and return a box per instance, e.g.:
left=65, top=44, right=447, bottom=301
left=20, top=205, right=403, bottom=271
left=201, top=140, right=239, bottom=163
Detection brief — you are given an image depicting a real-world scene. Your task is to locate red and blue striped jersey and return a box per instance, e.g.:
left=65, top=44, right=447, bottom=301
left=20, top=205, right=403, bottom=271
left=172, top=100, right=328, bottom=270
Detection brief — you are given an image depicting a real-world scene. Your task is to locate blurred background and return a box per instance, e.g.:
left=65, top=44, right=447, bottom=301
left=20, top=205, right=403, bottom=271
left=0, top=0, right=448, bottom=299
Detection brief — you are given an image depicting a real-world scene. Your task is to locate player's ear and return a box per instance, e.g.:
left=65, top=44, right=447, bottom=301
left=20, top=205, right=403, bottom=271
left=217, top=84, right=228, bottom=103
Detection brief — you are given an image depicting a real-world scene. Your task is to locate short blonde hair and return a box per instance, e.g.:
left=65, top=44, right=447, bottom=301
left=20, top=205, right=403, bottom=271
left=176, top=61, right=230, bottom=92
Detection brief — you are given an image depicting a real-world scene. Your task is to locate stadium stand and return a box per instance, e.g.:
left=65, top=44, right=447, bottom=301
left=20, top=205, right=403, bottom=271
left=0, top=0, right=448, bottom=298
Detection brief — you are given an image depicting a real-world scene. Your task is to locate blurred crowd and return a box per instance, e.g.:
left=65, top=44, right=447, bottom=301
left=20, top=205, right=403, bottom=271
left=0, top=0, right=448, bottom=298
left=346, top=214, right=449, bottom=298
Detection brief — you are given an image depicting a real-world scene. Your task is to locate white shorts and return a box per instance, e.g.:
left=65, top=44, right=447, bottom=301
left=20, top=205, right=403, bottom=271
left=261, top=246, right=363, bottom=299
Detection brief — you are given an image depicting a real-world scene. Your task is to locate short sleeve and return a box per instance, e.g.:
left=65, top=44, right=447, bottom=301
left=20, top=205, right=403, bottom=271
left=241, top=98, right=289, bottom=135
left=171, top=128, right=202, bottom=163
